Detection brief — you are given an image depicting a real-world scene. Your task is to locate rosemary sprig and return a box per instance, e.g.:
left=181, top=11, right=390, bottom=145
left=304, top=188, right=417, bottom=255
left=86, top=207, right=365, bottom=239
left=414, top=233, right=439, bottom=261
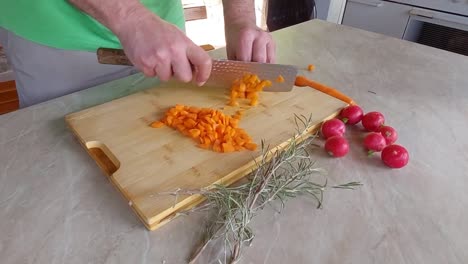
left=158, top=114, right=361, bottom=264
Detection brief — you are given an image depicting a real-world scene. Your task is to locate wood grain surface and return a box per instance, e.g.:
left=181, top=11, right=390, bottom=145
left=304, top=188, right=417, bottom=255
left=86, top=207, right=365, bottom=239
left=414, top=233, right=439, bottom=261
left=65, top=80, right=347, bottom=230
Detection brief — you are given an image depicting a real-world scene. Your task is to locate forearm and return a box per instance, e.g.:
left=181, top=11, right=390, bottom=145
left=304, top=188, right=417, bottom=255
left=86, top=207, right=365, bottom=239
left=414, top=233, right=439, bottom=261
left=68, top=0, right=152, bottom=35
left=222, top=0, right=256, bottom=25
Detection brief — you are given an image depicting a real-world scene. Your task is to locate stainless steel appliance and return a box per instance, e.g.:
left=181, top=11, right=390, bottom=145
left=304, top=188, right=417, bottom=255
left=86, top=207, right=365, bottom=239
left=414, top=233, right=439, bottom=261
left=342, top=0, right=468, bottom=56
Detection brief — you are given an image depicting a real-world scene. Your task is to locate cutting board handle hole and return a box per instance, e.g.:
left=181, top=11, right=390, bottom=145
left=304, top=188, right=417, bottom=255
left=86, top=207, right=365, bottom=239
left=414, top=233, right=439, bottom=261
left=86, top=141, right=121, bottom=176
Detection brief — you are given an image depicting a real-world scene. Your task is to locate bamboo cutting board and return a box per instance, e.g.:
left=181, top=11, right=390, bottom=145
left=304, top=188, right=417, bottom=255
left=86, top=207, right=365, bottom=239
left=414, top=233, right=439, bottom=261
left=65, top=80, right=347, bottom=230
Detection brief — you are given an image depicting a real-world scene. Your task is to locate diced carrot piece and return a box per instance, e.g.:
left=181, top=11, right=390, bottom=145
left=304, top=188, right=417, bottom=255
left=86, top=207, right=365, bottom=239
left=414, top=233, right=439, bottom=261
left=246, top=92, right=256, bottom=99
left=238, top=83, right=246, bottom=93
left=207, top=133, right=215, bottom=142
left=223, top=133, right=231, bottom=142
left=204, top=116, right=214, bottom=124
left=169, top=108, right=179, bottom=115
left=197, top=123, right=205, bottom=130
left=188, top=106, right=200, bottom=113
left=184, top=119, right=197, bottom=128
left=165, top=116, right=174, bottom=126
left=150, top=121, right=165, bottom=128
left=213, top=142, right=222, bottom=152
left=307, top=64, right=315, bottom=71
left=276, top=75, right=285, bottom=83
left=255, top=83, right=265, bottom=91
left=176, top=124, right=186, bottom=131
left=187, top=113, right=198, bottom=120
left=182, top=130, right=190, bottom=136
left=263, top=80, right=272, bottom=87
left=175, top=104, right=185, bottom=110
left=244, top=142, right=257, bottom=151
left=216, top=125, right=225, bottom=134
left=229, top=118, right=239, bottom=127
left=231, top=90, right=238, bottom=98
left=200, top=109, right=211, bottom=115
left=222, top=143, right=235, bottom=153
left=250, top=98, right=259, bottom=106
left=234, top=137, right=245, bottom=146
left=198, top=143, right=211, bottom=149
left=234, top=145, right=244, bottom=151
left=217, top=131, right=224, bottom=140
left=205, top=124, right=213, bottom=132
left=189, top=129, right=201, bottom=138
left=172, top=119, right=181, bottom=126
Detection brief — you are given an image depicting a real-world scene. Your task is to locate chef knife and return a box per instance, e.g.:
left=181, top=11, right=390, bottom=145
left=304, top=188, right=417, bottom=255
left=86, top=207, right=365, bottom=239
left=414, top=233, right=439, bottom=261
left=96, top=47, right=298, bottom=92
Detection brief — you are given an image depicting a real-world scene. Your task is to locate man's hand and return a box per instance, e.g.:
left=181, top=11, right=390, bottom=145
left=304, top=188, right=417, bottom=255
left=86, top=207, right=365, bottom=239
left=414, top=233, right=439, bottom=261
left=69, top=0, right=212, bottom=85
left=115, top=7, right=212, bottom=85
left=222, top=0, right=276, bottom=63
left=225, top=21, right=275, bottom=63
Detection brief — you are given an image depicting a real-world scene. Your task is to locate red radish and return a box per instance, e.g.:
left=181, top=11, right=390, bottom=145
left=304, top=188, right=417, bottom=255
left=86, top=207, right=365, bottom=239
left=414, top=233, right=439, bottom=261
left=324, top=136, right=349, bottom=157
left=379, top=126, right=398, bottom=145
left=362, top=111, right=385, bottom=132
left=340, top=105, right=364, bottom=125
left=363, top=132, right=387, bottom=155
left=381, top=145, right=409, bottom=168
left=321, top=118, right=346, bottom=139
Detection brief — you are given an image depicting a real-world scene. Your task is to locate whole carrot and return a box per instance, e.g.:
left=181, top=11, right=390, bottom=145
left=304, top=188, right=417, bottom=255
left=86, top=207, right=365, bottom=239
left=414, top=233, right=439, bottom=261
left=295, top=75, right=356, bottom=105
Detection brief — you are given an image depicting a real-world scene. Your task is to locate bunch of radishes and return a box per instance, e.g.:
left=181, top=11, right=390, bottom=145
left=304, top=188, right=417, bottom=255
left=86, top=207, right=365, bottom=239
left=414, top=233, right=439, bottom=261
left=320, top=105, right=409, bottom=169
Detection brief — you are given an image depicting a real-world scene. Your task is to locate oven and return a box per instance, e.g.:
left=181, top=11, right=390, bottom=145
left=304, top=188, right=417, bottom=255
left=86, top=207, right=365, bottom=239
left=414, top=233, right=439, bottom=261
left=342, top=0, right=468, bottom=56
left=403, top=7, right=468, bottom=56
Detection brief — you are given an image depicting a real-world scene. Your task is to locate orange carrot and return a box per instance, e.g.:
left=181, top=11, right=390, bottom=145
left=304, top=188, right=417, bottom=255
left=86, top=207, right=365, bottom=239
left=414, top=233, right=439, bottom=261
left=307, top=64, right=315, bottom=71
left=150, top=121, right=165, bottom=128
left=276, top=75, right=285, bottom=83
left=151, top=104, right=257, bottom=153
left=228, top=73, right=272, bottom=107
left=295, top=75, right=356, bottom=105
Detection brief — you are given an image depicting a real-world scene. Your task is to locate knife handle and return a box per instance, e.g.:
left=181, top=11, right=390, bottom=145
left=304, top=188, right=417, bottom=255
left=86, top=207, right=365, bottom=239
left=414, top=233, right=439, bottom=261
left=97, top=48, right=133, bottom=66
left=96, top=45, right=215, bottom=66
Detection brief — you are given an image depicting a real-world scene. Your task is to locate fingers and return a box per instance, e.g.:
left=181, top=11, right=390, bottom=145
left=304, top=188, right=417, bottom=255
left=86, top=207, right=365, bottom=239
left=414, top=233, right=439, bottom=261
left=252, top=37, right=268, bottom=63
left=266, top=42, right=276, bottom=63
left=171, top=54, right=193, bottom=83
left=227, top=27, right=276, bottom=63
left=139, top=55, right=157, bottom=77
left=187, top=46, right=212, bottom=86
left=153, top=53, right=172, bottom=82
left=236, top=33, right=254, bottom=62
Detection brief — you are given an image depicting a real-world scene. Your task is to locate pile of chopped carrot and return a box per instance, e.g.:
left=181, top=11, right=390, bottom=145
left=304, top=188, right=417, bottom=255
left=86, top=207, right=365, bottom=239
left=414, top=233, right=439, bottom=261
left=151, top=104, right=257, bottom=153
left=228, top=74, right=272, bottom=107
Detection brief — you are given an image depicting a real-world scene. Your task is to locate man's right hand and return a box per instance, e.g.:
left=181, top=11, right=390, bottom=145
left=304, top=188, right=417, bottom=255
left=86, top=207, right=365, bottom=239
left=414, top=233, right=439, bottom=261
left=114, top=6, right=212, bottom=86
left=69, top=0, right=212, bottom=86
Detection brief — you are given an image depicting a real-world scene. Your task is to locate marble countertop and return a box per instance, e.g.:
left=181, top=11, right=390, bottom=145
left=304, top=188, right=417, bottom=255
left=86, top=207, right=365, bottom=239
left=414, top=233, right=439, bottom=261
left=1, top=20, right=468, bottom=264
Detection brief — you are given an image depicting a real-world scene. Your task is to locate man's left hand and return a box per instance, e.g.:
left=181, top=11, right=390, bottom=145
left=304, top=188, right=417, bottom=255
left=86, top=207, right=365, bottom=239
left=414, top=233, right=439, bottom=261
left=225, top=22, right=276, bottom=63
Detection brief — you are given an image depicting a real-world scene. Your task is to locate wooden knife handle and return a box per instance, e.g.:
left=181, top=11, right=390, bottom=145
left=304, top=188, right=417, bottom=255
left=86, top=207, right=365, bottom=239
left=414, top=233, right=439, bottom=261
left=97, top=48, right=133, bottom=66
left=96, top=45, right=215, bottom=66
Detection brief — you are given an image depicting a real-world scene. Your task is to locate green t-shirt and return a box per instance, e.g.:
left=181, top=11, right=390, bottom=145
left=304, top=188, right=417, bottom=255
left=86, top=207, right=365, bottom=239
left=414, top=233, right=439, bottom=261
left=0, top=1, right=185, bottom=51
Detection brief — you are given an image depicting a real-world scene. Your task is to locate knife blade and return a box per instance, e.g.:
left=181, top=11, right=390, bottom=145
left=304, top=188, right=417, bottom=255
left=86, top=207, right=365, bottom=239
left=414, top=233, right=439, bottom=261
left=96, top=47, right=298, bottom=92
